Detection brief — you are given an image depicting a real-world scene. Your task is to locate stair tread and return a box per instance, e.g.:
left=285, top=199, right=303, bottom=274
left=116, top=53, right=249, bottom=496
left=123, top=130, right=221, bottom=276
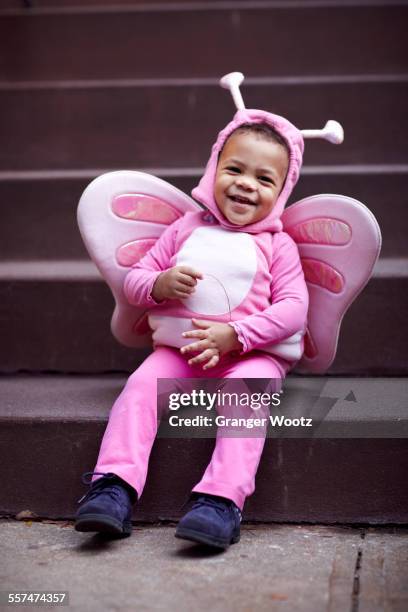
left=1, top=375, right=407, bottom=433
left=2, top=74, right=408, bottom=90
left=1, top=163, right=407, bottom=181
left=0, top=258, right=405, bottom=280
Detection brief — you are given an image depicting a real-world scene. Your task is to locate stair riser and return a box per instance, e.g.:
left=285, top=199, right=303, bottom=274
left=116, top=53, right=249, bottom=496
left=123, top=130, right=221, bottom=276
left=0, top=276, right=407, bottom=374
left=1, top=5, right=407, bottom=80
left=1, top=171, right=406, bottom=259
left=1, top=82, right=408, bottom=169
left=1, top=420, right=407, bottom=522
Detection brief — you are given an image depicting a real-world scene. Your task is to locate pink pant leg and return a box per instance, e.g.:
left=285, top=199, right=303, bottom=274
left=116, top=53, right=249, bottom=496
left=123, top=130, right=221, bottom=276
left=93, top=346, right=191, bottom=498
left=192, top=352, right=286, bottom=510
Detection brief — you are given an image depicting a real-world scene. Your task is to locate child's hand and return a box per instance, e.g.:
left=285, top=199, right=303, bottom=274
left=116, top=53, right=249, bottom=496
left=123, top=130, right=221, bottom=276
left=152, top=266, right=203, bottom=302
left=181, top=319, right=242, bottom=369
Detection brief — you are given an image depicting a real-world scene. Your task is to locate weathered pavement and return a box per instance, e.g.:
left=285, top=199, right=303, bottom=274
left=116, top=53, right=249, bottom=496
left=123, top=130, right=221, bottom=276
left=0, top=520, right=407, bottom=612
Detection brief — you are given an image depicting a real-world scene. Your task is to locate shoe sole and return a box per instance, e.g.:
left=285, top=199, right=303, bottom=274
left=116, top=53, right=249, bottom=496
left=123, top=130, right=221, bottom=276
left=75, top=514, right=132, bottom=537
left=175, top=526, right=240, bottom=550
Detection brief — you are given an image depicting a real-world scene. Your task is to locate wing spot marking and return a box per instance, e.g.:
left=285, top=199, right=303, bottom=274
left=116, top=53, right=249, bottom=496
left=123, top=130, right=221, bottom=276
left=116, top=238, right=156, bottom=267
left=112, top=194, right=181, bottom=225
left=289, top=218, right=351, bottom=245
left=302, top=258, right=344, bottom=293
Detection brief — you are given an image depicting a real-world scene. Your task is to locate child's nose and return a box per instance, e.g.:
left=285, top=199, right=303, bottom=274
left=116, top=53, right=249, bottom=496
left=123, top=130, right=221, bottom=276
left=235, top=175, right=256, bottom=190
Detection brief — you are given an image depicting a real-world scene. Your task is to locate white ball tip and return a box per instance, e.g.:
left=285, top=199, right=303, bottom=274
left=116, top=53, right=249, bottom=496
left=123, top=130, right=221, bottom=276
left=219, top=72, right=245, bottom=90
left=324, top=120, right=344, bottom=144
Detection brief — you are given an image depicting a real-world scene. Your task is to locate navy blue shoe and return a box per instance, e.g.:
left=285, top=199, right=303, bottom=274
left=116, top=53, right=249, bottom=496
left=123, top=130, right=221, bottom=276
left=175, top=494, right=242, bottom=549
left=75, top=472, right=136, bottom=537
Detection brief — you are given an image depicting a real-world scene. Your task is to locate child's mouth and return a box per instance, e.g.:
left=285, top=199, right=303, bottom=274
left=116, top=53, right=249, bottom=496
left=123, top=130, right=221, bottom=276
left=228, top=195, right=256, bottom=206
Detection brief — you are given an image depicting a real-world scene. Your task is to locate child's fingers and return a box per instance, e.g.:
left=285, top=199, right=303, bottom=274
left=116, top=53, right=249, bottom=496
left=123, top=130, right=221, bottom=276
left=174, top=281, right=196, bottom=296
left=178, top=266, right=203, bottom=280
left=178, top=272, right=198, bottom=288
left=187, top=348, right=218, bottom=366
left=180, top=339, right=208, bottom=354
left=175, top=277, right=195, bottom=290
left=191, top=318, right=211, bottom=329
left=203, top=354, right=220, bottom=370
left=182, top=330, right=207, bottom=339
left=174, top=288, right=194, bottom=299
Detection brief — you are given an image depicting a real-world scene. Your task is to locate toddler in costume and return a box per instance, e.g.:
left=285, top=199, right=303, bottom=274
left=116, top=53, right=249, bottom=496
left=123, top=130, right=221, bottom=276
left=75, top=79, right=310, bottom=549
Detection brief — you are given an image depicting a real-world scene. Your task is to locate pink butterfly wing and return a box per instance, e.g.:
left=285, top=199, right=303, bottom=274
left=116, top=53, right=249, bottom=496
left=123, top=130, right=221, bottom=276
left=282, top=195, right=382, bottom=373
left=77, top=171, right=200, bottom=347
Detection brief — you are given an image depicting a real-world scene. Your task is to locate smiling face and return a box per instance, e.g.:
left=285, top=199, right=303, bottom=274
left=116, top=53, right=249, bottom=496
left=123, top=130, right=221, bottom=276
left=214, top=130, right=289, bottom=226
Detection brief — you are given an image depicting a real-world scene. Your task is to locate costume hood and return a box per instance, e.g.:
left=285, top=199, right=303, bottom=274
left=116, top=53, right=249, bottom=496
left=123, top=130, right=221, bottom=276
left=192, top=108, right=305, bottom=234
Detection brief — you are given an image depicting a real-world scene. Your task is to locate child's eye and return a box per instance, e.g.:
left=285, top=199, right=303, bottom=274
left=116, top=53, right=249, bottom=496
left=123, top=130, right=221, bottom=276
left=226, top=166, right=241, bottom=173
left=259, top=175, right=274, bottom=184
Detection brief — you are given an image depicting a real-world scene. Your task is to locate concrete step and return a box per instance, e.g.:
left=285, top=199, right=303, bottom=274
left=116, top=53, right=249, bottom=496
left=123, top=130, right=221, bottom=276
left=0, top=260, right=407, bottom=374
left=1, top=79, right=408, bottom=170
left=2, top=522, right=408, bottom=612
left=1, top=3, right=406, bottom=80
left=8, top=522, right=408, bottom=612
left=1, top=374, right=407, bottom=522
left=1, top=166, right=407, bottom=260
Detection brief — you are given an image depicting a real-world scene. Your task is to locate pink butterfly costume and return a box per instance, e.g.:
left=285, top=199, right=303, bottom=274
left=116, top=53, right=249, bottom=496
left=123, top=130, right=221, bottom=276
left=91, top=109, right=310, bottom=510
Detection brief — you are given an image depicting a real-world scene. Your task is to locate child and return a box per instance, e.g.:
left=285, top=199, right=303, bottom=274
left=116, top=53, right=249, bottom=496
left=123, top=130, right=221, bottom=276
left=75, top=107, right=309, bottom=550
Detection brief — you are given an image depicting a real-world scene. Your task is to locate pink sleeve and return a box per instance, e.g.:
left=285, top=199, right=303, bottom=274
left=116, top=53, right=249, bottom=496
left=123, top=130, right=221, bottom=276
left=123, top=218, right=182, bottom=307
left=229, top=232, right=309, bottom=353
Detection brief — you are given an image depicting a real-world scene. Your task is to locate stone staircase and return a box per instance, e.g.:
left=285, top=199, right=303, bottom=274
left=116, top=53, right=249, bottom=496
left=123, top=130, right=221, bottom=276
left=1, top=0, right=407, bottom=522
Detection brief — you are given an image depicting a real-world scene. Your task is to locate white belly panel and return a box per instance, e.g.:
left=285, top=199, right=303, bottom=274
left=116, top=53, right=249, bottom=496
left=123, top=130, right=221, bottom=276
left=175, top=226, right=257, bottom=315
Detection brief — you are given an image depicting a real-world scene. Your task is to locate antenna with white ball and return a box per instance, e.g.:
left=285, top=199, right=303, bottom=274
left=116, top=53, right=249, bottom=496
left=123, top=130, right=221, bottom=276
left=220, top=72, right=246, bottom=111
left=219, top=71, right=344, bottom=144
left=300, top=120, right=344, bottom=144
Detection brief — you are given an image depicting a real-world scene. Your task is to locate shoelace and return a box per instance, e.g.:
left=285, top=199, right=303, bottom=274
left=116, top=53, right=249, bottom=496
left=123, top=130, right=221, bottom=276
left=77, top=471, right=123, bottom=504
left=190, top=496, right=240, bottom=519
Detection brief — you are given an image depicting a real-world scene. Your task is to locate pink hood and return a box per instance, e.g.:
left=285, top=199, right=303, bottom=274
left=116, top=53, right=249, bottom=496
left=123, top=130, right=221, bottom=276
left=192, top=108, right=304, bottom=234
